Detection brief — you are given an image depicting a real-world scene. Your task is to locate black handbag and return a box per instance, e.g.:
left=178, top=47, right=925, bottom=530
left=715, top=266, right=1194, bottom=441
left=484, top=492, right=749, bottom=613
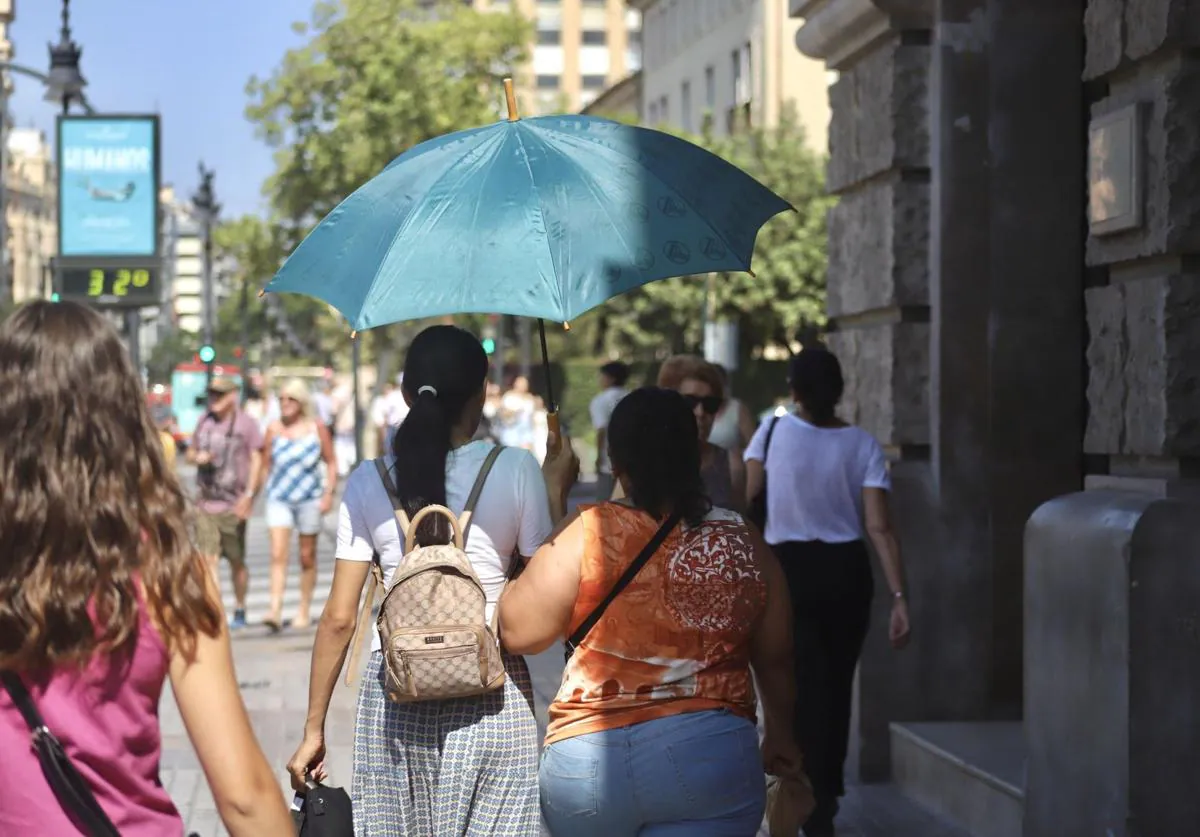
left=746, top=416, right=780, bottom=532
left=564, top=509, right=684, bottom=663
left=292, top=780, right=354, bottom=837
left=0, top=671, right=121, bottom=837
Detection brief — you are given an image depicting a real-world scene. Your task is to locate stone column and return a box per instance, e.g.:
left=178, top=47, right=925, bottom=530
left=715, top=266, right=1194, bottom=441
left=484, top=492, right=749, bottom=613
left=796, top=0, right=1085, bottom=778
left=795, top=0, right=937, bottom=779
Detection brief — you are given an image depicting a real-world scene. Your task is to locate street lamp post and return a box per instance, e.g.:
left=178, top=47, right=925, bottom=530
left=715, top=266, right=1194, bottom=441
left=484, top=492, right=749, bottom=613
left=192, top=163, right=220, bottom=387
left=0, top=0, right=91, bottom=306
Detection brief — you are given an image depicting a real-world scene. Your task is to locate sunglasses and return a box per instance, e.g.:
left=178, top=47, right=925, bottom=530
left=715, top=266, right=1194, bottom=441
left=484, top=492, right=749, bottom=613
left=682, top=394, right=722, bottom=415
left=206, top=389, right=226, bottom=398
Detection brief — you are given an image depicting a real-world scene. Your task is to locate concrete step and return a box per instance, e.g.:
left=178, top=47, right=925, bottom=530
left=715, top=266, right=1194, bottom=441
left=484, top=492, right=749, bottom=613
left=890, top=721, right=1025, bottom=837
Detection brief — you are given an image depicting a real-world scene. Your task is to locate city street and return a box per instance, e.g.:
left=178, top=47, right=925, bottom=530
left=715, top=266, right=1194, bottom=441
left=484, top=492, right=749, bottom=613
left=160, top=471, right=967, bottom=837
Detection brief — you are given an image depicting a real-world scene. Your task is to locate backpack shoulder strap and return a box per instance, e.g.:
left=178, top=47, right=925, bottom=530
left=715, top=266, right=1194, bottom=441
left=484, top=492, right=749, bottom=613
left=460, top=445, right=504, bottom=546
left=762, top=415, right=781, bottom=465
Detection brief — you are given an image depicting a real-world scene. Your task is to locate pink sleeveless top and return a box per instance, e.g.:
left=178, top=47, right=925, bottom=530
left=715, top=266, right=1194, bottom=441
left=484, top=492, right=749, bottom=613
left=0, top=599, right=183, bottom=835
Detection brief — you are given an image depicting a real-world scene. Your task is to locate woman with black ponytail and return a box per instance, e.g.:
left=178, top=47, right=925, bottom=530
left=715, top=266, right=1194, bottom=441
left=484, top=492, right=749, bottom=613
left=287, top=325, right=579, bottom=836
left=743, top=347, right=911, bottom=837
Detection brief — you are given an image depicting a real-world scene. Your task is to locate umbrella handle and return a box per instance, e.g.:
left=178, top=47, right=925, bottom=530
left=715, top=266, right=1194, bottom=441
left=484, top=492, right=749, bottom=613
left=546, top=412, right=562, bottom=456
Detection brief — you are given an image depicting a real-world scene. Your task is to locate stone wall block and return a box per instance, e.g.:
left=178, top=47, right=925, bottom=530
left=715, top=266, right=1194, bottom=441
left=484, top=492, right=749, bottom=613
left=827, top=177, right=930, bottom=317
left=1163, top=274, right=1200, bottom=453
left=1085, top=0, right=1127, bottom=80
left=1086, top=55, right=1200, bottom=265
left=827, top=40, right=929, bottom=193
left=827, top=322, right=929, bottom=446
left=1125, top=0, right=1200, bottom=60
left=1085, top=274, right=1200, bottom=456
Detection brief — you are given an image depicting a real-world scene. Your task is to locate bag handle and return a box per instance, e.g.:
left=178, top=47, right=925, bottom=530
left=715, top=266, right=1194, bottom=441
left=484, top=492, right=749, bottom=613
left=0, top=672, right=121, bottom=837
left=403, top=505, right=463, bottom=553
left=564, top=508, right=683, bottom=663
left=344, top=446, right=505, bottom=686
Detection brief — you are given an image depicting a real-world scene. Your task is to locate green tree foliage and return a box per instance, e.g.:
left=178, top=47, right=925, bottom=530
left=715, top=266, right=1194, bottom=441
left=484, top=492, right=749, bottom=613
left=230, top=0, right=531, bottom=375
left=602, top=115, right=831, bottom=362
left=245, top=0, right=531, bottom=225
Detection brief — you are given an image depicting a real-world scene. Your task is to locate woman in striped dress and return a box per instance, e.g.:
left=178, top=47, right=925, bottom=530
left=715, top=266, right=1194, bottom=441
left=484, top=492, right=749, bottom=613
left=286, top=325, right=579, bottom=836
left=261, top=378, right=337, bottom=632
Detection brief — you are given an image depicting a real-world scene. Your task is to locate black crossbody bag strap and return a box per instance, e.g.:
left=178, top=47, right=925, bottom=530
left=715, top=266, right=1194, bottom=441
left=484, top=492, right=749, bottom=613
left=564, top=509, right=684, bottom=663
left=0, top=672, right=121, bottom=837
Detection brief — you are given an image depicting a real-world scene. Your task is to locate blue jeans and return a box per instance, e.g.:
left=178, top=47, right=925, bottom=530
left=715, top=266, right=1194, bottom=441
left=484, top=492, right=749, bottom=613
left=540, top=709, right=765, bottom=836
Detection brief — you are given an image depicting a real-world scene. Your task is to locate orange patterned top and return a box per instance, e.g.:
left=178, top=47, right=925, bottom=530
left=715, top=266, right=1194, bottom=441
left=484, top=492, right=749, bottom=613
left=545, top=502, right=768, bottom=745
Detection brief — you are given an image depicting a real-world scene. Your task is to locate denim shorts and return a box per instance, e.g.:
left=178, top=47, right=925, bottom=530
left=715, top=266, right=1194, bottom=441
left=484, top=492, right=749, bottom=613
left=265, top=498, right=323, bottom=535
left=540, top=708, right=765, bottom=836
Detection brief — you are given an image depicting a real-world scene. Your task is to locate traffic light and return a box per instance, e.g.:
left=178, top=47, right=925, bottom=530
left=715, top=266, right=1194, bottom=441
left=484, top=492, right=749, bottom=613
left=50, top=292, right=61, bottom=303
left=481, top=337, right=496, bottom=355
left=198, top=345, right=216, bottom=363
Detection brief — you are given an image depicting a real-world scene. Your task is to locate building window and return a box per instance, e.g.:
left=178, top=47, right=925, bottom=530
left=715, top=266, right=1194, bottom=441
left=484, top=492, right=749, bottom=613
left=681, top=80, right=693, bottom=133
left=704, top=65, right=715, bottom=110
left=537, top=28, right=561, bottom=45
left=581, top=30, right=607, bottom=46
left=734, top=42, right=752, bottom=106
left=659, top=95, right=669, bottom=124
left=536, top=74, right=560, bottom=90
left=582, top=74, right=608, bottom=90
left=648, top=101, right=659, bottom=124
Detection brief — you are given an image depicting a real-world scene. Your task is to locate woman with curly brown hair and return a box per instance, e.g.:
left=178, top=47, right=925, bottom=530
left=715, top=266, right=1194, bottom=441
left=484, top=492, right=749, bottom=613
left=0, top=302, right=291, bottom=836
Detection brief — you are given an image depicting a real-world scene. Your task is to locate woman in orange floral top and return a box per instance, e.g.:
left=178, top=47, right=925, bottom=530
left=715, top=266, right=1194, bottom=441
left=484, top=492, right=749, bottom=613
left=500, top=388, right=802, bottom=836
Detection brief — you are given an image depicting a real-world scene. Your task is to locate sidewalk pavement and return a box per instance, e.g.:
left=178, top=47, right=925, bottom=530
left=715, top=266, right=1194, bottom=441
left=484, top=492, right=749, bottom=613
left=163, top=475, right=965, bottom=837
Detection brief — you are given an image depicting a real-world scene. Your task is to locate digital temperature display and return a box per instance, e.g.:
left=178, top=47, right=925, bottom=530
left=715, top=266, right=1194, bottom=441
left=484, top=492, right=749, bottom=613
left=59, top=266, right=160, bottom=306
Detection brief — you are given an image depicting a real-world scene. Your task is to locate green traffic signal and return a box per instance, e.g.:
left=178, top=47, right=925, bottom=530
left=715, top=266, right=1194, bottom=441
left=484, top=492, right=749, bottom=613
left=481, top=338, right=496, bottom=355
left=198, top=345, right=216, bottom=363
left=50, top=293, right=61, bottom=303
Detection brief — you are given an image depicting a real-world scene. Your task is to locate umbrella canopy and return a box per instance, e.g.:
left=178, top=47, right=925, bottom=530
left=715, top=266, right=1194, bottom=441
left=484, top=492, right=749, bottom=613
left=264, top=96, right=791, bottom=330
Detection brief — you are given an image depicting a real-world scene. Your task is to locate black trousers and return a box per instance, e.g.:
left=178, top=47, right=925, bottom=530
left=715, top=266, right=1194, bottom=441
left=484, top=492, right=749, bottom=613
left=774, top=539, right=874, bottom=831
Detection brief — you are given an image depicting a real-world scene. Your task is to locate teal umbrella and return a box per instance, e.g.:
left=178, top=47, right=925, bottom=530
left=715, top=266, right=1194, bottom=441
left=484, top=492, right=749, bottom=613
left=264, top=80, right=791, bottom=416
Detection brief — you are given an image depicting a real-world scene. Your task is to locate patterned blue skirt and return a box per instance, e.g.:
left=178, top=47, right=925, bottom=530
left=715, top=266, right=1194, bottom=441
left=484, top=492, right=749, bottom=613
left=351, top=651, right=541, bottom=836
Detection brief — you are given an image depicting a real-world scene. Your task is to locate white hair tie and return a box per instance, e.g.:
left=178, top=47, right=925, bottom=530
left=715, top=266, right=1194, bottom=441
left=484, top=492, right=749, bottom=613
left=417, top=385, right=438, bottom=398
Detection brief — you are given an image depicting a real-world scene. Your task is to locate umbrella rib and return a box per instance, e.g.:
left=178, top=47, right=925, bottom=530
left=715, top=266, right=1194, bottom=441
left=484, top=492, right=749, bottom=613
left=359, top=135, right=501, bottom=325
left=512, top=127, right=567, bottom=320
left=535, top=138, right=638, bottom=275
left=536, top=121, right=754, bottom=272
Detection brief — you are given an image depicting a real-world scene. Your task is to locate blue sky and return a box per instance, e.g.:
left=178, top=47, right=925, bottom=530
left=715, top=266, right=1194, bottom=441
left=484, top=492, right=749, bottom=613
left=8, top=0, right=311, bottom=217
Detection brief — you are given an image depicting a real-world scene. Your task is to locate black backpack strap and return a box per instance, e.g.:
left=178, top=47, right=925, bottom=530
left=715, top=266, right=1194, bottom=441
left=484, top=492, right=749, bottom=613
left=762, top=415, right=780, bottom=465
left=564, top=509, right=684, bottom=662
left=460, top=445, right=504, bottom=545
left=0, top=672, right=121, bottom=837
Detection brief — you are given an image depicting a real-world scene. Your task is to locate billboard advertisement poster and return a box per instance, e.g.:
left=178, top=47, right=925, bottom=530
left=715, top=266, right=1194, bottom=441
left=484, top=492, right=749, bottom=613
left=57, top=116, right=160, bottom=258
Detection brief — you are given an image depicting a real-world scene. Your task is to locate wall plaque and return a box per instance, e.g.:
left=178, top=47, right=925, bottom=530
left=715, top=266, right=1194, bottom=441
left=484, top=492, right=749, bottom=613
left=1088, top=104, right=1144, bottom=236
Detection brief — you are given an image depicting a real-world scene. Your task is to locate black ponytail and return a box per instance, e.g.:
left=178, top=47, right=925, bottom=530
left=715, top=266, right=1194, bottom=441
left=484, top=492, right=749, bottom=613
left=788, top=348, right=844, bottom=427
left=390, top=325, right=488, bottom=546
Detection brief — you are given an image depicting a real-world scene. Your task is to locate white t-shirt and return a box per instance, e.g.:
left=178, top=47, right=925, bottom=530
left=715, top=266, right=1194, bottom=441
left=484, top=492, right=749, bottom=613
left=336, top=440, right=554, bottom=653
left=744, top=413, right=890, bottom=545
left=589, top=387, right=627, bottom=475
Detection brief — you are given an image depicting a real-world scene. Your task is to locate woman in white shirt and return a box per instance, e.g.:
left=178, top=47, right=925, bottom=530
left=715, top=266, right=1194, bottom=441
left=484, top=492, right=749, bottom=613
left=744, top=347, right=911, bottom=837
left=286, top=325, right=578, bottom=835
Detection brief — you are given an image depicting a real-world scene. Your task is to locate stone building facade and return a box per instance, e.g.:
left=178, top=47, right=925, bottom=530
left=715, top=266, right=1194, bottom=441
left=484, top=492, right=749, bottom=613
left=794, top=0, right=1200, bottom=834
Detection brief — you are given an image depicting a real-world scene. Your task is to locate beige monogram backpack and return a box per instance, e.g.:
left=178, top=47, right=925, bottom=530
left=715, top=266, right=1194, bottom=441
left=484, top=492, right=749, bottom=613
left=344, top=446, right=507, bottom=702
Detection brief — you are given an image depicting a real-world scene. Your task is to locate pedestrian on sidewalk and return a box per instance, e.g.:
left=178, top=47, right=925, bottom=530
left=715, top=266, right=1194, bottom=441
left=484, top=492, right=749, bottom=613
left=660, top=355, right=746, bottom=511
left=744, top=348, right=912, bottom=837
left=0, top=301, right=292, bottom=837
left=187, top=375, right=265, bottom=629
left=287, top=324, right=579, bottom=836
left=499, top=387, right=803, bottom=837
left=261, top=379, right=338, bottom=632
left=589, top=360, right=629, bottom=501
